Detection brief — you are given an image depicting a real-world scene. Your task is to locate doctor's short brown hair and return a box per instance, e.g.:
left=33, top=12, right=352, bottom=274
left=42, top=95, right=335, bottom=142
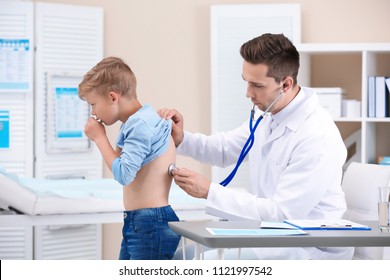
left=78, top=56, right=137, bottom=99
left=240, top=33, right=300, bottom=85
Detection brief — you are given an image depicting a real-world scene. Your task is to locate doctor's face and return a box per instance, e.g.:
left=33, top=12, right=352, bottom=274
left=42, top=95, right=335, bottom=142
left=242, top=61, right=284, bottom=114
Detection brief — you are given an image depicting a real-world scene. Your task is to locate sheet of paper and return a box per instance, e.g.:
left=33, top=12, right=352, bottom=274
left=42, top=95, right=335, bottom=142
left=206, top=228, right=307, bottom=236
left=0, top=39, right=31, bottom=91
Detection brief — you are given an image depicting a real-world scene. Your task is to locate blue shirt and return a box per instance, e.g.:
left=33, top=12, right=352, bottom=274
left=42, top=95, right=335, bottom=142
left=112, top=105, right=172, bottom=185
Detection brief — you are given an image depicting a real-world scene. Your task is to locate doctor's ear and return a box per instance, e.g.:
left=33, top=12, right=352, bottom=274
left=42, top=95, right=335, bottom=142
left=281, top=77, right=294, bottom=92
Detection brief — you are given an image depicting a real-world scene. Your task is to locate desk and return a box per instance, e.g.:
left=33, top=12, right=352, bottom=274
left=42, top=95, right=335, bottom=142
left=0, top=209, right=213, bottom=227
left=169, top=220, right=390, bottom=259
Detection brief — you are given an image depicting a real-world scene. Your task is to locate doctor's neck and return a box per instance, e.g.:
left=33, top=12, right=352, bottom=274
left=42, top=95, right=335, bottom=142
left=271, top=85, right=301, bottom=115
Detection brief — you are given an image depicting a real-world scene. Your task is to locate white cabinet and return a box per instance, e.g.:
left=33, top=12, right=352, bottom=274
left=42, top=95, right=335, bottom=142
left=0, top=1, right=104, bottom=260
left=0, top=224, right=102, bottom=260
left=297, top=43, right=390, bottom=164
left=0, top=226, right=33, bottom=260
left=0, top=1, right=34, bottom=177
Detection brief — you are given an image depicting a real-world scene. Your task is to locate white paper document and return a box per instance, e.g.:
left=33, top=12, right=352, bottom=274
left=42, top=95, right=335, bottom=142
left=206, top=227, right=307, bottom=236
left=0, top=39, right=31, bottom=91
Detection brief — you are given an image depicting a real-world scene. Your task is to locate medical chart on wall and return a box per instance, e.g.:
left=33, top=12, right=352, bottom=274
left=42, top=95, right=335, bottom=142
left=54, top=87, right=85, bottom=139
left=46, top=73, right=90, bottom=153
left=0, top=39, right=31, bottom=91
left=0, top=110, right=10, bottom=149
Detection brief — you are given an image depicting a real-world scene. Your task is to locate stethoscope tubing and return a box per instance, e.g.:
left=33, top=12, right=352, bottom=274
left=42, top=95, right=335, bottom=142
left=219, top=113, right=263, bottom=186
left=219, top=90, right=283, bottom=187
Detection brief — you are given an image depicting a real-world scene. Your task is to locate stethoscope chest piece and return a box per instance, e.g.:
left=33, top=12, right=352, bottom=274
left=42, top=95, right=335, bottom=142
left=168, top=163, right=176, bottom=177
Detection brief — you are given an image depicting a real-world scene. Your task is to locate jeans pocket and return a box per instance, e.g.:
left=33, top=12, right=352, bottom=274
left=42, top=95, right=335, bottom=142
left=133, top=223, right=154, bottom=237
left=121, top=222, right=155, bottom=260
left=159, top=225, right=181, bottom=260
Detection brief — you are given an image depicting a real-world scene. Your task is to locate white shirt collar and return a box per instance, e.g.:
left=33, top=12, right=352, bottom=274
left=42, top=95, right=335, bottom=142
left=271, top=87, right=319, bottom=132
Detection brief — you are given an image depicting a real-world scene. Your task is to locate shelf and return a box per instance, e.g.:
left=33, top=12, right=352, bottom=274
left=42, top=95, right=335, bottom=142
left=297, top=43, right=390, bottom=53
left=299, top=43, right=390, bottom=164
left=335, top=118, right=390, bottom=123
left=365, top=118, right=390, bottom=123
left=334, top=118, right=362, bottom=122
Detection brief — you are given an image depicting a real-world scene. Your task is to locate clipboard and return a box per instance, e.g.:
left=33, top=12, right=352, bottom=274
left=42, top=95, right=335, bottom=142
left=283, top=219, right=371, bottom=230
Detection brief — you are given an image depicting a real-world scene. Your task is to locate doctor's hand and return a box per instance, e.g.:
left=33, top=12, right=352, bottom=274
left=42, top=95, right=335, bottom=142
left=157, top=108, right=184, bottom=147
left=172, top=167, right=210, bottom=199
left=84, top=117, right=106, bottom=142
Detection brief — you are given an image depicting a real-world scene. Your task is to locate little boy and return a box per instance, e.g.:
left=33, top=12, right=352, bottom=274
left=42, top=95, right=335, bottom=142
left=78, top=57, right=180, bottom=260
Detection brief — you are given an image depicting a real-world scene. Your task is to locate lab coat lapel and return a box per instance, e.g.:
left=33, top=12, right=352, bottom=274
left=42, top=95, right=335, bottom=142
left=264, top=87, right=317, bottom=144
left=264, top=122, right=285, bottom=145
left=249, top=114, right=271, bottom=196
left=268, top=123, right=285, bottom=142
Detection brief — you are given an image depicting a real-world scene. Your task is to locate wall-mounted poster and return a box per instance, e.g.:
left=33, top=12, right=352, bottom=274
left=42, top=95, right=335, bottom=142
left=46, top=73, right=90, bottom=153
left=0, top=110, right=10, bottom=149
left=0, top=39, right=31, bottom=91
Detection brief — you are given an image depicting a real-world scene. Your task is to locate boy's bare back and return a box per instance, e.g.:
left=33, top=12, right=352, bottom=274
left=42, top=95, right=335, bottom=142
left=122, top=137, right=176, bottom=210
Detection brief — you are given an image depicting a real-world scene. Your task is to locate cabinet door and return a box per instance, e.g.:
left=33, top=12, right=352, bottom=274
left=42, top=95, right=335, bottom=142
left=0, top=226, right=33, bottom=260
left=34, top=224, right=102, bottom=260
left=0, top=1, right=34, bottom=176
left=34, top=2, right=104, bottom=179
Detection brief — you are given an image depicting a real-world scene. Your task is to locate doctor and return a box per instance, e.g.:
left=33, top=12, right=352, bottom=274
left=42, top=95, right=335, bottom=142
left=159, top=33, right=353, bottom=259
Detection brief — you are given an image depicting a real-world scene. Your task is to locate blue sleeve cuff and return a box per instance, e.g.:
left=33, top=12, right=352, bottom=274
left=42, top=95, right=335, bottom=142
left=112, top=157, right=121, bottom=184
left=112, top=157, right=135, bottom=186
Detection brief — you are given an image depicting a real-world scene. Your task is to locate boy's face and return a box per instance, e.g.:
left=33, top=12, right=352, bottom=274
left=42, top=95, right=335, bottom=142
left=83, top=90, right=118, bottom=125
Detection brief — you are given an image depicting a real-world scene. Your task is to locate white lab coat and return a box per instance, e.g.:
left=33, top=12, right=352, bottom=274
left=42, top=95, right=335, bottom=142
left=177, top=87, right=354, bottom=259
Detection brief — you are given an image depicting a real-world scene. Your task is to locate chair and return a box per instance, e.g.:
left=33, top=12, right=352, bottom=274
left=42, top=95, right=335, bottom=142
left=341, top=162, right=390, bottom=259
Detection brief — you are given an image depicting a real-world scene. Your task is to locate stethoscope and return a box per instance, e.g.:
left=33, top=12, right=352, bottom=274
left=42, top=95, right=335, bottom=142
left=218, top=89, right=283, bottom=186
left=168, top=88, right=284, bottom=187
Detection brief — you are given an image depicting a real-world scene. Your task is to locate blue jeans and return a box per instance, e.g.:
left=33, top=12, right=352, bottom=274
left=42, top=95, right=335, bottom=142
left=119, top=205, right=181, bottom=260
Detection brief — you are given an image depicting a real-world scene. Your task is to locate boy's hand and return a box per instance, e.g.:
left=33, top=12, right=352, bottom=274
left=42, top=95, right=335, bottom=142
left=84, top=117, right=106, bottom=142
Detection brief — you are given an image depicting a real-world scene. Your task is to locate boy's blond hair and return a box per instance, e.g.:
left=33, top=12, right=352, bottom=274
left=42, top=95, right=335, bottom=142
left=79, top=56, right=137, bottom=99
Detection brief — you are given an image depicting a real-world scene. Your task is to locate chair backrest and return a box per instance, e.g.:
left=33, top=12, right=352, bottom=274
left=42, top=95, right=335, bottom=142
left=341, top=162, right=390, bottom=259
